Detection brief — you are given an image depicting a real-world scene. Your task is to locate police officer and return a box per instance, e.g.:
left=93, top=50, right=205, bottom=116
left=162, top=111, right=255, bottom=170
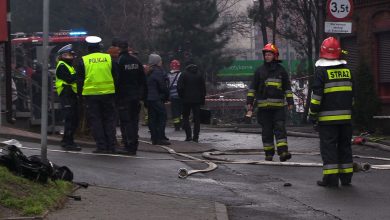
left=246, top=43, right=294, bottom=162
left=55, top=44, right=81, bottom=151
left=116, top=40, right=146, bottom=155
left=309, top=37, right=354, bottom=187
left=77, top=36, right=118, bottom=154
left=168, top=60, right=183, bottom=131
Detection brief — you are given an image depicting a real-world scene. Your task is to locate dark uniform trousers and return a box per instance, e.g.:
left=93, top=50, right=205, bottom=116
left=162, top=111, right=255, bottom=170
left=257, top=108, right=288, bottom=157
left=182, top=103, right=201, bottom=140
left=118, top=99, right=141, bottom=151
left=171, top=98, right=183, bottom=129
left=319, top=124, right=353, bottom=185
left=148, top=100, right=167, bottom=143
left=84, top=95, right=117, bottom=151
left=59, top=92, right=78, bottom=145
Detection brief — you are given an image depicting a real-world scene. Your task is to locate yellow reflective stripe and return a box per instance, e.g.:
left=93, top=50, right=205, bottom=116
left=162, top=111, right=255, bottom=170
left=263, top=146, right=274, bottom=151
left=319, top=115, right=351, bottom=121
left=82, top=85, right=115, bottom=93
left=247, top=92, right=255, bottom=97
left=84, top=81, right=115, bottom=86
left=311, top=99, right=321, bottom=105
left=339, top=168, right=353, bottom=173
left=173, top=117, right=181, bottom=123
left=276, top=142, right=287, bottom=147
left=324, top=86, right=352, bottom=93
left=265, top=82, right=282, bottom=87
left=323, top=169, right=339, bottom=175
left=258, top=103, right=284, bottom=107
left=286, top=94, right=293, bottom=98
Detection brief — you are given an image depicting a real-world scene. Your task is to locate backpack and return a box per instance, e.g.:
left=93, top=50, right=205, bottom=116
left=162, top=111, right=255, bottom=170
left=0, top=144, right=73, bottom=183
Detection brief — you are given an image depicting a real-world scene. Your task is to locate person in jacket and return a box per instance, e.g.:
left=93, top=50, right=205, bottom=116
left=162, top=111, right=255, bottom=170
left=177, top=61, right=206, bottom=143
left=77, top=36, right=119, bottom=154
left=106, top=38, right=121, bottom=61
left=308, top=37, right=354, bottom=187
left=246, top=43, right=294, bottom=162
left=146, top=53, right=170, bottom=145
left=116, top=39, right=146, bottom=155
left=55, top=44, right=81, bottom=151
left=168, top=60, right=183, bottom=131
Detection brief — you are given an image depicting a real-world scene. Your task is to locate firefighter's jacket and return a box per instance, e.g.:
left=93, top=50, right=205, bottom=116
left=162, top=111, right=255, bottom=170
left=309, top=59, right=353, bottom=125
left=247, top=61, right=293, bottom=109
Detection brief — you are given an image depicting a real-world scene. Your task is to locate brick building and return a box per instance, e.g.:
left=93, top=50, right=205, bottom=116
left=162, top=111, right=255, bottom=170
left=341, top=0, right=390, bottom=112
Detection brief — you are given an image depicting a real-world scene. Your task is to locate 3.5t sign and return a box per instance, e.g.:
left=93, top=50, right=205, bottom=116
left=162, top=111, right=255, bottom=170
left=327, top=0, right=353, bottom=21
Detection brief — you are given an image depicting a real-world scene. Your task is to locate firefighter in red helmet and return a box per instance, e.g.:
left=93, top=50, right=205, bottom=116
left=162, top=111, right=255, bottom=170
left=309, top=36, right=354, bottom=187
left=247, top=43, right=294, bottom=162
left=168, top=60, right=183, bottom=131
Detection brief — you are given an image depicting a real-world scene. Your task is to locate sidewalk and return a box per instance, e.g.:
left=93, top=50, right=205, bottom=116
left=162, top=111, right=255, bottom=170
left=0, top=125, right=214, bottom=154
left=47, top=186, right=228, bottom=220
left=1, top=123, right=390, bottom=220
left=0, top=125, right=228, bottom=220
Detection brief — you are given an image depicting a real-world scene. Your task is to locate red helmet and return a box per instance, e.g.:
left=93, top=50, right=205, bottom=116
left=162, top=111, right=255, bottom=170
left=320, top=37, right=341, bottom=59
left=170, top=59, right=181, bottom=71
left=262, top=43, right=279, bottom=60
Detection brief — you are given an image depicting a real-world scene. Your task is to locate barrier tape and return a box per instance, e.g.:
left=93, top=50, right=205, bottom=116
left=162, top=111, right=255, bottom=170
left=205, top=98, right=245, bottom=102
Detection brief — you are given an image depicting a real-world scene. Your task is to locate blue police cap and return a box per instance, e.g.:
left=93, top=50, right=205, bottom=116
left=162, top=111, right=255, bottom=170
left=57, top=44, right=74, bottom=55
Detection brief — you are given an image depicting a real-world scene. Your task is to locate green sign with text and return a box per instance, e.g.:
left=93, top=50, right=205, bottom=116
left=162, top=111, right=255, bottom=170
left=218, top=60, right=306, bottom=79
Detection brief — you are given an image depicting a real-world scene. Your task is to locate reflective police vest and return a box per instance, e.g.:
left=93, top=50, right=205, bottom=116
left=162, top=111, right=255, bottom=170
left=82, top=53, right=115, bottom=95
left=309, top=64, right=353, bottom=125
left=55, top=61, right=77, bottom=95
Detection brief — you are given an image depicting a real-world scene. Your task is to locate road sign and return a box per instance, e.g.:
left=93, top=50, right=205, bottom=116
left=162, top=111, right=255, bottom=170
left=327, top=0, right=353, bottom=21
left=325, top=21, right=352, bottom=33
left=0, top=0, right=7, bottom=42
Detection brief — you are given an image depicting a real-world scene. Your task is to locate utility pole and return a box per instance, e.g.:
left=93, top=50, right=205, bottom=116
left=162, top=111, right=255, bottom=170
left=41, top=0, right=49, bottom=161
left=318, top=0, right=325, bottom=42
left=4, top=0, right=12, bottom=123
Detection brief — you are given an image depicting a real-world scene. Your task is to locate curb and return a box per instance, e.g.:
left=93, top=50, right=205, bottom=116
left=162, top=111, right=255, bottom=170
left=215, top=202, right=229, bottom=220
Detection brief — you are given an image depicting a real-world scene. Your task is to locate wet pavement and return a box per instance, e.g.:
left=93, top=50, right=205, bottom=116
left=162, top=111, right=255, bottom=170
left=2, top=124, right=390, bottom=219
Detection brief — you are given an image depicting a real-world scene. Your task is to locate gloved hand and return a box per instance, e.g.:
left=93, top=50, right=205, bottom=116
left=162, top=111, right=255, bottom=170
left=307, top=114, right=319, bottom=132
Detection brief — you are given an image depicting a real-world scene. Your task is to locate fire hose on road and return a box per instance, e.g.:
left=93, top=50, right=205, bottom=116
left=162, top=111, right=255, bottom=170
left=2, top=139, right=390, bottom=179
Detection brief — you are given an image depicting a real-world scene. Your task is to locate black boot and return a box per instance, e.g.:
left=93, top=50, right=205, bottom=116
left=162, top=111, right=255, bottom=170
left=317, top=175, right=339, bottom=187
left=279, top=152, right=292, bottom=162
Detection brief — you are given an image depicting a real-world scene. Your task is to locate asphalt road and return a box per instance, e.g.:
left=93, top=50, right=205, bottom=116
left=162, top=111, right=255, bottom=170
left=2, top=127, right=390, bottom=220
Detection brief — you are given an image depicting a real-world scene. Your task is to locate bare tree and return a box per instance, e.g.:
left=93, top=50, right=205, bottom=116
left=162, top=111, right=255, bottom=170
left=217, top=0, right=251, bottom=37
left=277, top=0, right=327, bottom=120
left=79, top=0, right=160, bottom=53
left=248, top=0, right=269, bottom=45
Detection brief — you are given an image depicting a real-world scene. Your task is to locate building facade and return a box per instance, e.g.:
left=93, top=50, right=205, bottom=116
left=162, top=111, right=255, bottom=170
left=342, top=0, right=390, bottom=112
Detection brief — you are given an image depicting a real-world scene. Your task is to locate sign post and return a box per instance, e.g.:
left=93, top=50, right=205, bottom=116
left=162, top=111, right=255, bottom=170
left=0, top=0, right=7, bottom=41
left=325, top=0, right=354, bottom=34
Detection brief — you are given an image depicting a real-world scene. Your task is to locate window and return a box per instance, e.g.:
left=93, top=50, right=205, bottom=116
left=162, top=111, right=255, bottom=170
left=378, top=32, right=390, bottom=83
left=340, top=37, right=358, bottom=76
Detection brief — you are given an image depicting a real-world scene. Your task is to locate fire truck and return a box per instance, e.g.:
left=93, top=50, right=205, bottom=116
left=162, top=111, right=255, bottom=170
left=10, top=30, right=87, bottom=129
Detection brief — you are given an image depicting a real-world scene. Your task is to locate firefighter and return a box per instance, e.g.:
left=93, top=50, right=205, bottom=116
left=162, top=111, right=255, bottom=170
left=77, top=36, right=118, bottom=154
left=55, top=44, right=81, bottom=151
left=116, top=39, right=146, bottom=155
left=308, top=37, right=354, bottom=187
left=168, top=60, right=183, bottom=131
left=246, top=43, right=294, bottom=162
